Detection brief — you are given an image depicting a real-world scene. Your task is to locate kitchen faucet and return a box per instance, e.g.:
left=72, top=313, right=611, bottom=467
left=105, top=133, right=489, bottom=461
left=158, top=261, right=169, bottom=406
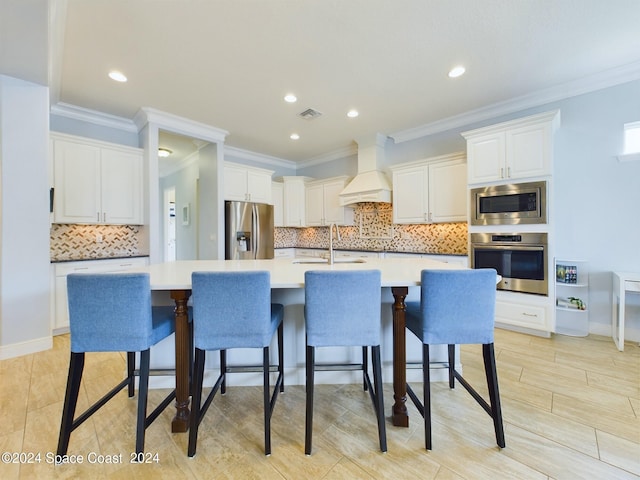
left=328, top=223, right=341, bottom=265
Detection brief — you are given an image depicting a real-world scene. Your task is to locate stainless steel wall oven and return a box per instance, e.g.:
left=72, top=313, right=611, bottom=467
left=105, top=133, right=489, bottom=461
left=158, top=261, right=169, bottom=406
left=470, top=232, right=548, bottom=296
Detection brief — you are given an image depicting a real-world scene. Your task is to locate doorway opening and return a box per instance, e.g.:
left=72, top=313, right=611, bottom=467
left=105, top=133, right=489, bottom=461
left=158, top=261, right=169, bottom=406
left=164, top=187, right=176, bottom=261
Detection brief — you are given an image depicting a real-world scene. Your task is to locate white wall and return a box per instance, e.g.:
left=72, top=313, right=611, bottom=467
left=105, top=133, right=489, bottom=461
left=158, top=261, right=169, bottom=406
left=0, top=75, right=52, bottom=358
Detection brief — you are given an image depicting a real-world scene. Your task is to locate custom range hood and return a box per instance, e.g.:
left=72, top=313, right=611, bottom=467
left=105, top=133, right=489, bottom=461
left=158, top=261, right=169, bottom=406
left=339, top=134, right=392, bottom=206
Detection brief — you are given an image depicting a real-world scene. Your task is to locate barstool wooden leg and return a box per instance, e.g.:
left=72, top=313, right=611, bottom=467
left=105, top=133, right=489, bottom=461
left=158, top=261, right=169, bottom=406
left=447, top=344, right=456, bottom=389
left=372, top=345, right=387, bottom=452
left=127, top=352, right=135, bottom=397
left=483, top=343, right=505, bottom=448
left=263, top=346, right=271, bottom=455
left=278, top=322, right=284, bottom=393
left=220, top=349, right=227, bottom=394
left=57, top=352, right=85, bottom=456
left=305, top=345, right=315, bottom=455
left=188, top=348, right=206, bottom=457
left=135, top=349, right=151, bottom=454
left=423, top=344, right=432, bottom=450
left=362, top=346, right=369, bottom=391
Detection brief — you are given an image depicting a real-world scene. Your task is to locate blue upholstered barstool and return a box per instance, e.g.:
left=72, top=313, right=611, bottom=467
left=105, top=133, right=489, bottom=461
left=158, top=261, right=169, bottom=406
left=188, top=271, right=284, bottom=457
left=405, top=269, right=505, bottom=450
left=57, top=273, right=177, bottom=457
left=304, top=270, right=387, bottom=455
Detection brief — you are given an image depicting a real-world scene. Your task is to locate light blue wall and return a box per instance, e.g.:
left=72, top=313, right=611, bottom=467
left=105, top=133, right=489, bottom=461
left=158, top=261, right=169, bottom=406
left=294, top=79, right=640, bottom=336
left=297, top=154, right=358, bottom=179
left=50, top=114, right=140, bottom=147
left=160, top=161, right=199, bottom=260
left=224, top=151, right=296, bottom=178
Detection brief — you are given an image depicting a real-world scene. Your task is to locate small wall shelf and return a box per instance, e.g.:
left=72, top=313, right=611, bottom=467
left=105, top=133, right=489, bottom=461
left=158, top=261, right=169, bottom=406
left=555, top=259, right=589, bottom=336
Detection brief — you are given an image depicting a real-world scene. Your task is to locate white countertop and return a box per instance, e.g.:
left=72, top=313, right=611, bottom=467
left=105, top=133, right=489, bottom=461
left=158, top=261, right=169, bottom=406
left=131, top=257, right=465, bottom=290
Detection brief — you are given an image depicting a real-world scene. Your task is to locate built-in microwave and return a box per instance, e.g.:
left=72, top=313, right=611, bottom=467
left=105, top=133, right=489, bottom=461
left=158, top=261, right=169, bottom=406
left=470, top=181, right=547, bottom=225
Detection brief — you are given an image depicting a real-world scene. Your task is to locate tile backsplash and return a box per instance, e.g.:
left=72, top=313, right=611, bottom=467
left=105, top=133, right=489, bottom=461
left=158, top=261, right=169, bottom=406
left=50, top=224, right=147, bottom=261
left=52, top=204, right=467, bottom=261
left=274, top=203, right=467, bottom=255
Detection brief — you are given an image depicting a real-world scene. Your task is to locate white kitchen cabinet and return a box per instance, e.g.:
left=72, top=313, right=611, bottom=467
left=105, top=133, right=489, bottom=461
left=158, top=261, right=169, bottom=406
left=295, top=248, right=326, bottom=258
left=305, top=176, right=354, bottom=226
left=494, top=291, right=552, bottom=335
left=274, top=248, right=295, bottom=258
left=224, top=162, right=273, bottom=204
left=555, top=259, right=589, bottom=336
left=462, top=110, right=560, bottom=185
left=334, top=250, right=383, bottom=259
left=390, top=153, right=466, bottom=224
left=282, top=176, right=311, bottom=227
left=272, top=181, right=284, bottom=227
left=52, top=256, right=149, bottom=334
left=384, top=252, right=468, bottom=265
left=52, top=134, right=143, bottom=225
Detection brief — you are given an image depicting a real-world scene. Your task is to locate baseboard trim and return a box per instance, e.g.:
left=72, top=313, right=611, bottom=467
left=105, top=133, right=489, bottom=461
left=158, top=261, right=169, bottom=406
left=0, top=336, right=53, bottom=360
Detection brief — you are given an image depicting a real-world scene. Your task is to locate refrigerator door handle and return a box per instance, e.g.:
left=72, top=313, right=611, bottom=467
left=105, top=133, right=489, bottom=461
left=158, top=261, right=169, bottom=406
left=253, top=203, right=260, bottom=259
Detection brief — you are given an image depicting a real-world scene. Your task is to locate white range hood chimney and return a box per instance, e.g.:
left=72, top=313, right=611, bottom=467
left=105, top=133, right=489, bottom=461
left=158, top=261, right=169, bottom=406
left=339, top=134, right=392, bottom=206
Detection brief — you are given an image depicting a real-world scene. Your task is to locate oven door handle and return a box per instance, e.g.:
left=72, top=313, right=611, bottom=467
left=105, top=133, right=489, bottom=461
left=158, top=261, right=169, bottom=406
left=471, top=244, right=545, bottom=252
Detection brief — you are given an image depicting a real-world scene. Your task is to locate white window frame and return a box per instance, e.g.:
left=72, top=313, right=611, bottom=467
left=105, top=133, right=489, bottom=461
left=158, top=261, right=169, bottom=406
left=619, top=121, right=640, bottom=162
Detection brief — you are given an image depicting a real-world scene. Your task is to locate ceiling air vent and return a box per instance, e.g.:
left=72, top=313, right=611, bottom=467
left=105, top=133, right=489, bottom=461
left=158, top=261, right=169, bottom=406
left=298, top=108, right=323, bottom=120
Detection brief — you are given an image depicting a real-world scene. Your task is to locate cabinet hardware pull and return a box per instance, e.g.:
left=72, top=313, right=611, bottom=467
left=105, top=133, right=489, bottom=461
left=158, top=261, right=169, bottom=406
left=522, top=312, right=538, bottom=317
left=507, top=166, right=511, bottom=178
left=97, top=212, right=100, bottom=222
left=500, top=167, right=504, bottom=178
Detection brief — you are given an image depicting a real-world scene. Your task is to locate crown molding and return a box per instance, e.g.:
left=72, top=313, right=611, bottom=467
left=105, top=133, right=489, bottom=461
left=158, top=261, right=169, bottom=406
left=134, top=107, right=228, bottom=143
left=224, top=145, right=297, bottom=170
left=390, top=60, right=640, bottom=144
left=298, top=144, right=358, bottom=169
left=50, top=102, right=138, bottom=132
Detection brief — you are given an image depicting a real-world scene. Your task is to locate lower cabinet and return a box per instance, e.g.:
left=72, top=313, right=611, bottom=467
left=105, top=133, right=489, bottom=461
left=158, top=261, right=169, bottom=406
left=274, top=248, right=295, bottom=258
left=494, top=291, right=552, bottom=335
left=383, top=252, right=468, bottom=265
left=52, top=257, right=149, bottom=334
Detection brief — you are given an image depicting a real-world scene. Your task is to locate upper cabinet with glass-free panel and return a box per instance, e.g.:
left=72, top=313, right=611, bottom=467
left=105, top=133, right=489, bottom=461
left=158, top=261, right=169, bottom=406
left=52, top=133, right=143, bottom=225
left=462, top=110, right=560, bottom=185
left=223, top=162, right=273, bottom=204
left=390, top=153, right=466, bottom=224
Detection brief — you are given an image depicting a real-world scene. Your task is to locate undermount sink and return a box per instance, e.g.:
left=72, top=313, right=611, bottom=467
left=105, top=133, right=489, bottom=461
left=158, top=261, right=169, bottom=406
left=291, top=258, right=367, bottom=264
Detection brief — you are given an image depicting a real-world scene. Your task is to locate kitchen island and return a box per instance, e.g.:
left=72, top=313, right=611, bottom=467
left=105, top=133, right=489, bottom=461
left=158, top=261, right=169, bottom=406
left=133, top=257, right=467, bottom=432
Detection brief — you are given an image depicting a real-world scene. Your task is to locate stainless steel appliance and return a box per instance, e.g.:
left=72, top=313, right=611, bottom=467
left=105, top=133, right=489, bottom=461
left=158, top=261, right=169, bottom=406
left=470, top=232, right=548, bottom=296
left=470, top=181, right=547, bottom=225
left=225, top=201, right=274, bottom=260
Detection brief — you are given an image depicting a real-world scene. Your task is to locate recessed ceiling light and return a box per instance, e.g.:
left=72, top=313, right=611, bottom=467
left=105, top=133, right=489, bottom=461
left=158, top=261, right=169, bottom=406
left=284, top=94, right=297, bottom=103
left=290, top=133, right=300, bottom=140
left=347, top=109, right=359, bottom=118
left=448, top=66, right=466, bottom=78
left=108, top=70, right=128, bottom=82
left=158, top=148, right=172, bottom=157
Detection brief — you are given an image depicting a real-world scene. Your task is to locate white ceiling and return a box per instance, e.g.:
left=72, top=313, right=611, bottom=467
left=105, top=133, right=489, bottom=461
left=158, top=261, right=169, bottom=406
left=2, top=0, right=640, bottom=164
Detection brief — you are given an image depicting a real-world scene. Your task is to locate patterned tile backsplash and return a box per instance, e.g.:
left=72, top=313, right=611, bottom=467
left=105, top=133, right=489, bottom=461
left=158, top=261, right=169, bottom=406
left=50, top=224, right=147, bottom=261
left=51, top=203, right=467, bottom=260
left=274, top=203, right=468, bottom=255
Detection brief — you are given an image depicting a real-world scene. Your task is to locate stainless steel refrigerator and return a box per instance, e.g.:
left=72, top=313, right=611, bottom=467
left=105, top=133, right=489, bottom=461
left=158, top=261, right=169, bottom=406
left=225, top=201, right=274, bottom=260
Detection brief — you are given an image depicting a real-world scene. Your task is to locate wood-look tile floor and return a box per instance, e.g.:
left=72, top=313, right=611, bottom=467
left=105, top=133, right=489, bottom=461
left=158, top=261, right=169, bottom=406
left=1, top=329, right=638, bottom=479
